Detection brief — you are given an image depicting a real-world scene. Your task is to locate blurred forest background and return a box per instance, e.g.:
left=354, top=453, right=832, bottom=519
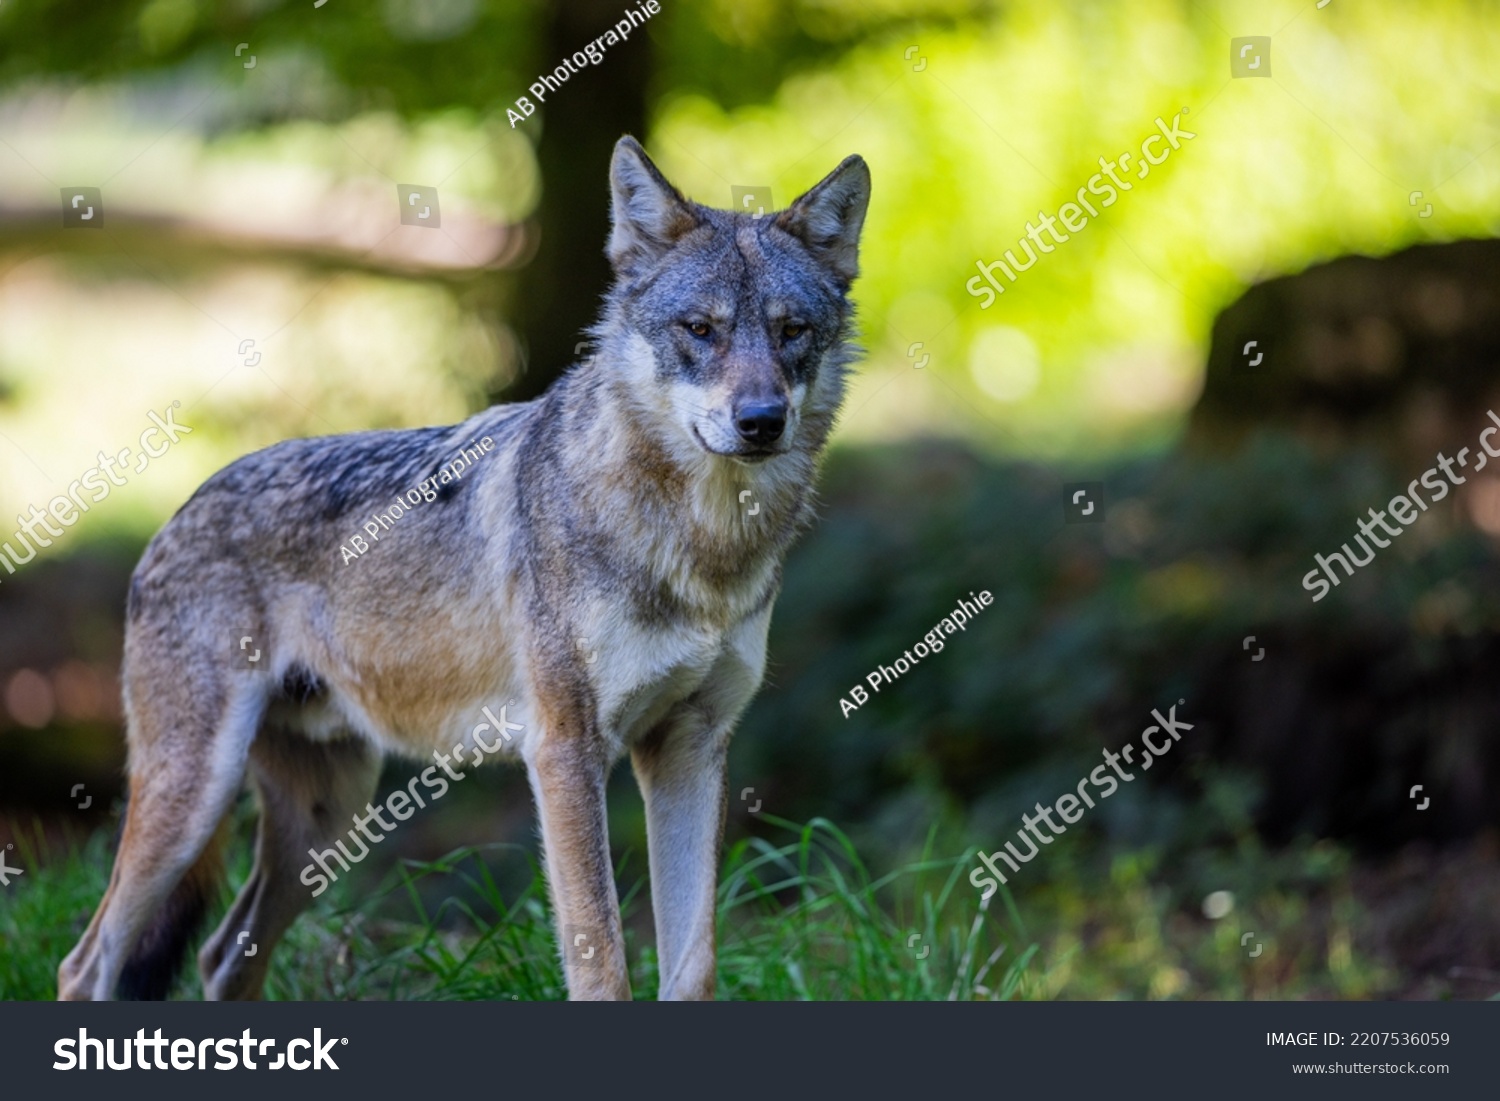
left=3, top=0, right=1500, bottom=999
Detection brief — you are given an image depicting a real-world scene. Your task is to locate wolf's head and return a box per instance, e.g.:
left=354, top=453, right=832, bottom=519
left=594, top=136, right=870, bottom=467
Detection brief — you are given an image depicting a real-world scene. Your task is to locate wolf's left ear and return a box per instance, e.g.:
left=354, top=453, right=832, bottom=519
left=608, top=135, right=701, bottom=274
left=777, top=154, right=871, bottom=285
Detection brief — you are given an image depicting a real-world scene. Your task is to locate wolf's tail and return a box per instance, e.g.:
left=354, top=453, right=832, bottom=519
left=115, top=814, right=229, bottom=1000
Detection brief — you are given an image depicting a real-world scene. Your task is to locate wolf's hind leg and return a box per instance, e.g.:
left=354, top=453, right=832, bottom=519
left=57, top=679, right=264, bottom=1001
left=199, top=726, right=382, bottom=1000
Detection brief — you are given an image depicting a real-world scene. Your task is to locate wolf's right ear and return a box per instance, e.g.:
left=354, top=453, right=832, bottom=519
left=608, top=136, right=700, bottom=275
left=777, top=154, right=871, bottom=286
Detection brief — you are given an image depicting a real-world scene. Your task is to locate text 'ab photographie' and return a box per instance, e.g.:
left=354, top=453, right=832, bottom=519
left=839, top=591, right=993, bottom=718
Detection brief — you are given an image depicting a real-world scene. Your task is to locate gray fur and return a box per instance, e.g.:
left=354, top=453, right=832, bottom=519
left=58, top=136, right=871, bottom=1002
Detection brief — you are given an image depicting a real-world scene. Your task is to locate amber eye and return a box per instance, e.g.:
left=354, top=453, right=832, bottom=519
left=685, top=321, right=711, bottom=338
left=783, top=322, right=806, bottom=340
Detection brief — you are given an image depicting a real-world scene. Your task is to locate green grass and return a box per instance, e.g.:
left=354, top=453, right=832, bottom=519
left=1, top=826, right=116, bottom=1002
left=0, top=816, right=1037, bottom=1001
left=268, top=815, right=1038, bottom=1001
left=4, top=808, right=1407, bottom=1001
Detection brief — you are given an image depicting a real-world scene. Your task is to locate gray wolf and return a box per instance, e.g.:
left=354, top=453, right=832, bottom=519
left=57, top=136, right=870, bottom=1001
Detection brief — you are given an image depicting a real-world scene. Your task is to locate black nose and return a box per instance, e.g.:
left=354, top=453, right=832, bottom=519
left=734, top=402, right=787, bottom=445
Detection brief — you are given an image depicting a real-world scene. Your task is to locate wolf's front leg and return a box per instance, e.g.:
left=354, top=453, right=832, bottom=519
left=631, top=718, right=730, bottom=1001
left=527, top=731, right=631, bottom=1000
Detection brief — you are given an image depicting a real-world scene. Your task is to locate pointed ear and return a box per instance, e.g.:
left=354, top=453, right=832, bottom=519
left=776, top=154, right=871, bottom=285
left=607, top=136, right=700, bottom=274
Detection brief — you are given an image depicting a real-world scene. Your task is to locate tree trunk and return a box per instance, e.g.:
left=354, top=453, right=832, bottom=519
left=500, top=0, right=653, bottom=402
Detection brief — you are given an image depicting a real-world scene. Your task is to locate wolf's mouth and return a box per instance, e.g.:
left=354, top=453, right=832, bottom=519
left=692, top=426, right=778, bottom=463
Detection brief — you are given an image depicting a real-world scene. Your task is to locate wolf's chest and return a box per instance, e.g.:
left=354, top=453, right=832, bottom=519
left=589, top=618, right=727, bottom=744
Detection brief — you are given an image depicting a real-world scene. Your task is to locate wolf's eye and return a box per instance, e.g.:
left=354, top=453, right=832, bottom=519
left=782, top=322, right=807, bottom=340
left=685, top=321, right=711, bottom=338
